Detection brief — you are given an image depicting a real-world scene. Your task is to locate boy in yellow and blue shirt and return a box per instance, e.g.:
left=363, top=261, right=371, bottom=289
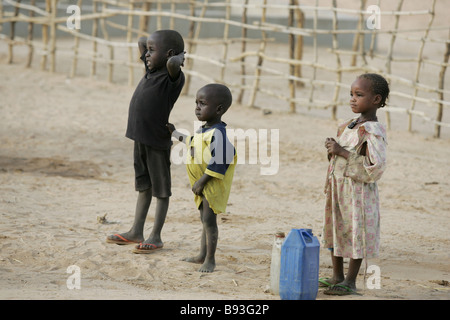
left=167, top=83, right=236, bottom=273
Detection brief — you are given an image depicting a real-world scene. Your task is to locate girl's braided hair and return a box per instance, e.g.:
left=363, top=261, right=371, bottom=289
left=358, top=73, right=390, bottom=108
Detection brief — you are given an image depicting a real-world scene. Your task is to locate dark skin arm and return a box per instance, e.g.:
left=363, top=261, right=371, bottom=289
left=138, top=36, right=147, bottom=56
left=166, top=50, right=185, bottom=80
left=192, top=174, right=212, bottom=196
left=166, top=123, right=187, bottom=143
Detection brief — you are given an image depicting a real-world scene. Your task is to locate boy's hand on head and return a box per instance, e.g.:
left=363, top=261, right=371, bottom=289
left=179, top=51, right=186, bottom=67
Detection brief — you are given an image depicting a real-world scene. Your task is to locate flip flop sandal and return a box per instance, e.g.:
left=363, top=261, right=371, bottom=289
left=132, top=242, right=163, bottom=254
left=319, top=277, right=333, bottom=288
left=106, top=234, right=142, bottom=245
left=323, top=284, right=361, bottom=296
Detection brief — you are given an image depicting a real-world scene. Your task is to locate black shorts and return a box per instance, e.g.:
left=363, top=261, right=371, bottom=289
left=133, top=141, right=171, bottom=197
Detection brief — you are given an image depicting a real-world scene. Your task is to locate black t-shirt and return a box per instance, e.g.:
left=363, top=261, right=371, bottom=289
left=125, top=51, right=185, bottom=150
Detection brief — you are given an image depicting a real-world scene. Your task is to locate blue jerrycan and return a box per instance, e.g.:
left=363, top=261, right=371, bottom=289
left=279, top=228, right=320, bottom=300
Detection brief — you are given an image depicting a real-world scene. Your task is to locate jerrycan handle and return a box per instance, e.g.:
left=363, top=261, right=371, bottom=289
left=300, top=229, right=313, bottom=244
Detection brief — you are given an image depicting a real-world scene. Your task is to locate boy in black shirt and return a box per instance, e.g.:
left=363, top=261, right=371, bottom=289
left=107, top=30, right=185, bottom=253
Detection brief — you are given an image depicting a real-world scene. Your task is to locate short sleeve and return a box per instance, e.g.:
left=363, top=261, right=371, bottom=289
left=205, top=128, right=235, bottom=179
left=344, top=123, right=387, bottom=183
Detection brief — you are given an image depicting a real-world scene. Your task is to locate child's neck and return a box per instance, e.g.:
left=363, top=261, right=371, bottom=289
left=204, top=119, right=222, bottom=128
left=359, top=110, right=378, bottom=122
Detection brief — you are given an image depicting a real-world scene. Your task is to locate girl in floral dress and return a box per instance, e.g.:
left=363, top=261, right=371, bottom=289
left=321, top=73, right=389, bottom=295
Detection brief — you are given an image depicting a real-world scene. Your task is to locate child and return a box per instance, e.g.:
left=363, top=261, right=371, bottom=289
left=106, top=30, right=185, bottom=254
left=321, top=73, right=389, bottom=295
left=167, top=84, right=237, bottom=272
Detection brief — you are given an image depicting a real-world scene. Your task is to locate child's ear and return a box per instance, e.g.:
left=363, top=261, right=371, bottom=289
left=373, top=94, right=382, bottom=105
left=217, top=104, right=224, bottom=114
left=167, top=49, right=175, bottom=58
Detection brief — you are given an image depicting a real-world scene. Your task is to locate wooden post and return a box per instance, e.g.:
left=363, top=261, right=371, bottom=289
left=435, top=30, right=450, bottom=138
left=220, top=0, right=231, bottom=82
left=7, top=0, right=21, bottom=64
left=49, top=0, right=57, bottom=73
left=384, top=0, right=404, bottom=130
left=408, top=0, right=436, bottom=132
left=40, top=0, right=50, bottom=70
left=100, top=0, right=114, bottom=82
left=288, top=0, right=296, bottom=113
left=183, top=0, right=209, bottom=95
left=237, top=0, right=249, bottom=104
left=293, top=0, right=303, bottom=88
left=127, top=2, right=135, bottom=86
left=247, top=0, right=267, bottom=108
left=91, top=0, right=99, bottom=77
left=26, top=0, right=36, bottom=68
left=331, top=0, right=341, bottom=121
left=70, top=0, right=82, bottom=78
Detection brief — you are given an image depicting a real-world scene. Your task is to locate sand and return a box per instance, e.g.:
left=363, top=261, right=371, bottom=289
left=0, top=61, right=449, bottom=301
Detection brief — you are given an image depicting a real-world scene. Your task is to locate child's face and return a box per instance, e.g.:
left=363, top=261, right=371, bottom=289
left=145, top=33, right=168, bottom=71
left=195, top=87, right=221, bottom=123
left=350, top=77, right=380, bottom=115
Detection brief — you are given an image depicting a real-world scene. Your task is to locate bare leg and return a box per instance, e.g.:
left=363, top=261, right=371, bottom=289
left=106, top=189, right=152, bottom=243
left=182, top=225, right=206, bottom=264
left=339, top=258, right=362, bottom=290
left=324, top=252, right=363, bottom=295
left=141, top=196, right=169, bottom=248
left=182, top=198, right=218, bottom=273
left=329, top=251, right=345, bottom=285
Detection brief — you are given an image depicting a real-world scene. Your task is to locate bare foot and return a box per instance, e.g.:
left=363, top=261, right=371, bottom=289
left=181, top=255, right=204, bottom=264
left=198, top=260, right=215, bottom=273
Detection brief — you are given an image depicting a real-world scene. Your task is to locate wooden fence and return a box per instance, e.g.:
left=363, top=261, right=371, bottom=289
left=1, top=0, right=449, bottom=137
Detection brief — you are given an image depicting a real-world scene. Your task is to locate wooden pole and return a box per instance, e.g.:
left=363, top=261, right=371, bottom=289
left=385, top=0, right=404, bottom=130
left=307, top=0, right=319, bottom=108
left=100, top=0, right=114, bottom=82
left=247, top=0, right=267, bottom=108
left=331, top=0, right=341, bottom=121
left=237, top=0, right=248, bottom=104
left=7, top=0, right=20, bottom=64
left=293, top=0, right=303, bottom=88
left=49, top=0, right=57, bottom=72
left=434, top=30, right=450, bottom=138
left=288, top=0, right=296, bottom=112
left=350, top=0, right=366, bottom=67
left=220, top=0, right=231, bottom=82
left=408, top=0, right=436, bottom=132
left=26, top=0, right=35, bottom=68
left=91, top=0, right=99, bottom=77
left=183, top=0, right=209, bottom=95
left=70, top=0, right=82, bottom=78
left=127, top=1, right=135, bottom=86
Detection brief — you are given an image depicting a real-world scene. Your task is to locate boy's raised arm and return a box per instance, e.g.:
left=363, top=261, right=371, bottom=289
left=167, top=51, right=185, bottom=80
left=138, top=36, right=147, bottom=56
left=138, top=37, right=147, bottom=56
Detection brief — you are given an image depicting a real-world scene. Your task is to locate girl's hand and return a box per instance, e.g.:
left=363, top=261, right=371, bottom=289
left=325, top=138, right=349, bottom=159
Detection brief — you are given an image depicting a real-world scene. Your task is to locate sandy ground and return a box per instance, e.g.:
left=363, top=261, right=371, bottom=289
left=0, top=59, right=449, bottom=301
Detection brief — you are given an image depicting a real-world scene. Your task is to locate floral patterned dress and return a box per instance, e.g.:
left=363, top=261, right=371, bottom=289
left=322, top=119, right=387, bottom=259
